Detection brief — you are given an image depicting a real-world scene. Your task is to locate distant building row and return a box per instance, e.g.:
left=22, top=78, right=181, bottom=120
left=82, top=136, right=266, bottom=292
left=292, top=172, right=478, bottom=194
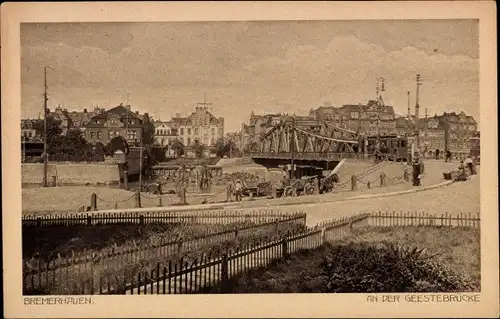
left=22, top=104, right=151, bottom=147
left=236, top=100, right=478, bottom=157
left=22, top=104, right=225, bottom=155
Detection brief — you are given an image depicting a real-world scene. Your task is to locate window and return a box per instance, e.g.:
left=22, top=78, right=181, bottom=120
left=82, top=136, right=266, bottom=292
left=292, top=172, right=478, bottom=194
left=115, top=130, right=120, bottom=136
left=211, top=128, right=215, bottom=134
left=127, top=130, right=137, bottom=140
left=180, top=128, right=184, bottom=135
left=91, top=131, right=97, bottom=139
left=108, top=131, right=115, bottom=139
left=188, top=128, right=191, bottom=135
left=97, top=131, right=102, bottom=139
left=187, top=138, right=191, bottom=145
left=195, top=128, right=199, bottom=135
left=211, top=138, right=215, bottom=145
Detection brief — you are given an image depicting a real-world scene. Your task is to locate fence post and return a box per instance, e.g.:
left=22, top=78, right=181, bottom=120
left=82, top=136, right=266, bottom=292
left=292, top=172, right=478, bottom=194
left=139, top=215, right=145, bottom=225
left=36, top=217, right=42, bottom=227
left=321, top=227, right=326, bottom=244
left=51, top=175, right=57, bottom=187
left=90, top=193, right=97, bottom=211
left=221, top=254, right=229, bottom=293
left=380, top=172, right=386, bottom=187
left=314, top=177, right=320, bottom=195
left=177, top=241, right=183, bottom=254
left=367, top=181, right=371, bottom=189
left=123, top=170, right=129, bottom=190
left=86, top=215, right=92, bottom=226
left=135, top=191, right=141, bottom=208
left=282, top=238, right=289, bottom=259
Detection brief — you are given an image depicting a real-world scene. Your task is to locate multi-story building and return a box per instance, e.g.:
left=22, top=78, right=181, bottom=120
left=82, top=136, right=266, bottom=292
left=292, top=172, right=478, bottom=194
left=310, top=100, right=397, bottom=135
left=440, top=111, right=478, bottom=157
left=170, top=106, right=224, bottom=157
left=395, top=111, right=477, bottom=158
left=417, top=116, right=446, bottom=157
left=49, top=105, right=72, bottom=135
left=66, top=106, right=105, bottom=132
left=84, top=104, right=146, bottom=146
left=154, top=121, right=179, bottom=147
left=21, top=119, right=43, bottom=141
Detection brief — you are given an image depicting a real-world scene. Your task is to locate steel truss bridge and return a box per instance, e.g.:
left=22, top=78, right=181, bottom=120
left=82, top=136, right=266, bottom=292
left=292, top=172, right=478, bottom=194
left=247, top=120, right=363, bottom=170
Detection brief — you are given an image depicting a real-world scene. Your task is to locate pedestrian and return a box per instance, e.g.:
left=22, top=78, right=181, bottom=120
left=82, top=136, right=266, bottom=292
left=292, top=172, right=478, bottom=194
left=445, top=150, right=452, bottom=162
left=234, top=178, right=243, bottom=202
left=226, top=180, right=234, bottom=202
left=412, top=156, right=421, bottom=186
left=200, top=164, right=208, bottom=192
left=435, top=149, right=440, bottom=160
left=457, top=160, right=467, bottom=181
left=464, top=155, right=474, bottom=175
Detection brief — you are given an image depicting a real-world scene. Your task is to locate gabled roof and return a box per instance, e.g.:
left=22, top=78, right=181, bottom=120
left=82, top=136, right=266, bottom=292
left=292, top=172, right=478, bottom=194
left=91, top=105, right=143, bottom=122
left=67, top=112, right=92, bottom=128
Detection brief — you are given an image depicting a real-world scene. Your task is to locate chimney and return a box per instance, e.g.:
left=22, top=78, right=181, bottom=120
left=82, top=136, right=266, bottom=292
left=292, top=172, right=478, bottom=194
left=135, top=111, right=139, bottom=115
left=83, top=108, right=87, bottom=113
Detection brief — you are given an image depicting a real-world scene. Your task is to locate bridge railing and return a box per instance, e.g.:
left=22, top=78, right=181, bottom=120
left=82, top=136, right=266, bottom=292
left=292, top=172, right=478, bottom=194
left=246, top=152, right=365, bottom=160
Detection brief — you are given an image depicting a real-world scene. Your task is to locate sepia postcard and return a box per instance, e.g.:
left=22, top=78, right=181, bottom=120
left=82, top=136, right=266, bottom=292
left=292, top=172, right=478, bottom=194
left=2, top=1, right=498, bottom=318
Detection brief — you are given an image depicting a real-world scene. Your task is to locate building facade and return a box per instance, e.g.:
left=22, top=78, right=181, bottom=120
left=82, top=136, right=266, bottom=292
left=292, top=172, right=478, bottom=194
left=440, top=111, right=478, bottom=156
left=84, top=104, right=145, bottom=146
left=66, top=106, right=105, bottom=132
left=171, top=106, right=224, bottom=156
left=49, top=105, right=72, bottom=135
left=310, top=100, right=397, bottom=135
left=21, top=119, right=43, bottom=141
left=417, top=116, right=446, bottom=157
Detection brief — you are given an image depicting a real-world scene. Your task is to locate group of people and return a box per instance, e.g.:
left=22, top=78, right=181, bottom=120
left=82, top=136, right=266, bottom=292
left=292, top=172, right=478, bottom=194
left=226, top=178, right=244, bottom=202
left=457, top=155, right=476, bottom=181
left=174, top=163, right=214, bottom=205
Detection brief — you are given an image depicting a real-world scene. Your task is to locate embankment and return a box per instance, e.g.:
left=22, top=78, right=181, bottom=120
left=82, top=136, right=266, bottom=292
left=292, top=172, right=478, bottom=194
left=22, top=163, right=120, bottom=186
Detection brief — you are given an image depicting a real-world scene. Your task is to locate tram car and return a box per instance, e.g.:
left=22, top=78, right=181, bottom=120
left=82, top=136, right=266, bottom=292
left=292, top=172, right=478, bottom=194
left=365, top=135, right=414, bottom=162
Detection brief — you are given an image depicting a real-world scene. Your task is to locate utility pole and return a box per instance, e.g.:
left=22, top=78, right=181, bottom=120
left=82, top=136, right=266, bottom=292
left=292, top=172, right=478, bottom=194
left=415, top=74, right=422, bottom=151
left=139, top=125, right=143, bottom=192
left=42, top=66, right=54, bottom=187
left=407, top=91, right=411, bottom=119
left=290, top=117, right=295, bottom=179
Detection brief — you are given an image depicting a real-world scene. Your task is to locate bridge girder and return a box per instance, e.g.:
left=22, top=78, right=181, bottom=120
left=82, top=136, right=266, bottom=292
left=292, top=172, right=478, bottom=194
left=259, top=120, right=359, bottom=156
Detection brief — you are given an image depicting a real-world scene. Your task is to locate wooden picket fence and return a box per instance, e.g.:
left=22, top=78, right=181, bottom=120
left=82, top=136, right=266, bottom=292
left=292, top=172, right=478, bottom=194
left=109, top=213, right=369, bottom=294
left=23, top=210, right=480, bottom=295
left=22, top=209, right=300, bottom=227
left=369, top=211, right=480, bottom=228
left=22, top=213, right=306, bottom=295
left=109, top=211, right=481, bottom=295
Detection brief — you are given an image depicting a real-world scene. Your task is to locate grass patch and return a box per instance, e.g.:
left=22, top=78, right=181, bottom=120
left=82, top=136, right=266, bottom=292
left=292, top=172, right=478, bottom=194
left=207, top=226, right=480, bottom=293
left=23, top=222, right=247, bottom=261
left=23, top=221, right=307, bottom=295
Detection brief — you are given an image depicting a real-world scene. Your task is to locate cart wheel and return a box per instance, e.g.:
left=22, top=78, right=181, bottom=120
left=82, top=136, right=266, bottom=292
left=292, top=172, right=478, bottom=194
left=304, top=184, right=314, bottom=195
left=283, top=186, right=295, bottom=197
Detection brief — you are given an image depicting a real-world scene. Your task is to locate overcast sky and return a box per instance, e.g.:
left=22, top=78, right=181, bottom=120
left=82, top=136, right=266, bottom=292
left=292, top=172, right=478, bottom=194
left=21, top=20, right=479, bottom=132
